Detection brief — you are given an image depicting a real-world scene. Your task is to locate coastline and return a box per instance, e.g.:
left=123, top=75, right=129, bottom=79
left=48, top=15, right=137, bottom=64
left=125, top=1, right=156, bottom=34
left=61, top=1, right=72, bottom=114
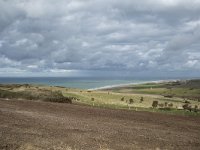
left=88, top=79, right=180, bottom=91
left=0, top=77, right=184, bottom=90
left=1, top=77, right=198, bottom=91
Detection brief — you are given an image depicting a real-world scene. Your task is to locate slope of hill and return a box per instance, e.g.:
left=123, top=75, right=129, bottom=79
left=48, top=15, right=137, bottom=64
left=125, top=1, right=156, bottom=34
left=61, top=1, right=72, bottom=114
left=1, top=99, right=200, bottom=150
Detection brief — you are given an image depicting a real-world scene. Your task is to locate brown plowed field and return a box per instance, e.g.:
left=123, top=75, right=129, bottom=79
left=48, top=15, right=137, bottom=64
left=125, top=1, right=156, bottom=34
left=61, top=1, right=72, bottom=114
left=0, top=99, right=200, bottom=150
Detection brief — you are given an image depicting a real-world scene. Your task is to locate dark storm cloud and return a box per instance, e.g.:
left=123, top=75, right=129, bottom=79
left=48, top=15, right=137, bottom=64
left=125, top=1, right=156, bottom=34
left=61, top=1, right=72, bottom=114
left=0, top=0, right=200, bottom=76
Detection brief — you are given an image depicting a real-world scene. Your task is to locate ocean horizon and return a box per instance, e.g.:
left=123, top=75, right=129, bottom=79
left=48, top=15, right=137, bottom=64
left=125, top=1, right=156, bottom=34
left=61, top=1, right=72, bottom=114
left=0, top=76, right=192, bottom=90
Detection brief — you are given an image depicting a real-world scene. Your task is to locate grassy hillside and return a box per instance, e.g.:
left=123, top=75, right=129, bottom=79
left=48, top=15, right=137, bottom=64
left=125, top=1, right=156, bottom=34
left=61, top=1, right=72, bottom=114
left=0, top=84, right=72, bottom=103
left=0, top=80, right=200, bottom=116
left=104, top=80, right=200, bottom=101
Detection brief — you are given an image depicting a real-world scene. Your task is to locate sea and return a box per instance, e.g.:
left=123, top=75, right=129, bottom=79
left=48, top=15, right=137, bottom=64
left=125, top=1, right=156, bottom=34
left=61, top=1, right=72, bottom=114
left=0, top=77, right=187, bottom=90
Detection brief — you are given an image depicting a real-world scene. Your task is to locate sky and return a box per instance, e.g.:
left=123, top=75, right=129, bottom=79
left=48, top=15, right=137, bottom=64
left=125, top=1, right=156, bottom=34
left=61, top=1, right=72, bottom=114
left=0, top=0, right=200, bottom=77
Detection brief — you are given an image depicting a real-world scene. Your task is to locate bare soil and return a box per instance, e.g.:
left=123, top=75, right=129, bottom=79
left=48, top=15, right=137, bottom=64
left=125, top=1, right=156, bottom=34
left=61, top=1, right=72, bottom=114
left=0, top=99, right=200, bottom=150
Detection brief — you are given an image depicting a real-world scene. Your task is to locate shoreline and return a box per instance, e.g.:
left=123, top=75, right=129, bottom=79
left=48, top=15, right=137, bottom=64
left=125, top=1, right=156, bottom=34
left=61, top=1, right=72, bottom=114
left=1, top=77, right=198, bottom=91
left=88, top=79, right=180, bottom=91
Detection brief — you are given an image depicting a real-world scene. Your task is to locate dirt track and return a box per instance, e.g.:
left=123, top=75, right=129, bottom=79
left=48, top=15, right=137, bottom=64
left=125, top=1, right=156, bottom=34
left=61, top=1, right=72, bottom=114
left=0, top=99, right=200, bottom=150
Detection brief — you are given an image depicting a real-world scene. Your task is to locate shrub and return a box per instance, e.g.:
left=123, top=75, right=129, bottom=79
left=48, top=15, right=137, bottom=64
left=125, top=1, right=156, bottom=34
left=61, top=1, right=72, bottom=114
left=43, top=91, right=72, bottom=103
left=164, top=95, right=173, bottom=98
left=194, top=105, right=199, bottom=113
left=182, top=104, right=192, bottom=112
left=184, top=100, right=190, bottom=104
left=0, top=88, right=72, bottom=104
left=140, top=97, right=144, bottom=103
left=91, top=97, right=95, bottom=101
left=129, top=98, right=134, bottom=104
left=159, top=107, right=172, bottom=111
left=164, top=102, right=168, bottom=107
left=168, top=103, right=173, bottom=108
left=121, top=97, right=125, bottom=101
left=46, top=96, right=72, bottom=103
left=152, top=101, right=158, bottom=108
left=158, top=103, right=164, bottom=108
left=182, top=103, right=188, bottom=109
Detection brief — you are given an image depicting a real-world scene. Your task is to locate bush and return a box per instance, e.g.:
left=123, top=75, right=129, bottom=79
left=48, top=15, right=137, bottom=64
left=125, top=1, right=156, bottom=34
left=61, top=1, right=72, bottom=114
left=152, top=101, right=158, bottom=108
left=164, top=102, right=168, bottom=107
left=140, top=97, right=144, bottom=103
left=182, top=104, right=192, bottom=112
left=194, top=105, right=199, bottom=112
left=38, top=91, right=72, bottom=103
left=168, top=103, right=173, bottom=108
left=184, top=100, right=190, bottom=104
left=159, top=107, right=172, bottom=111
left=46, top=96, right=72, bottom=103
left=91, top=97, right=95, bottom=101
left=129, top=98, right=134, bottom=104
left=164, top=95, right=173, bottom=98
left=158, top=103, right=164, bottom=108
left=121, top=97, right=125, bottom=101
left=0, top=89, right=72, bottom=104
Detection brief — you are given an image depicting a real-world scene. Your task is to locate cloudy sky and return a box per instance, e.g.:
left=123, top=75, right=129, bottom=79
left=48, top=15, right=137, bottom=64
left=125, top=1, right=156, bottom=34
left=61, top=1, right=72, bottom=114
left=0, top=0, right=200, bottom=77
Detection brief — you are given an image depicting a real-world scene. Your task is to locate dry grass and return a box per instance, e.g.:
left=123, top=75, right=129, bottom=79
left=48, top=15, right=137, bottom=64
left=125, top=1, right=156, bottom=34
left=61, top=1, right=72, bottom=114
left=1, top=83, right=200, bottom=115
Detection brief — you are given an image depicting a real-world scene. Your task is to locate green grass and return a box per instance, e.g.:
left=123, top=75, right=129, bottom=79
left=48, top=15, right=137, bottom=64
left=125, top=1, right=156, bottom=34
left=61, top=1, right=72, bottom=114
left=152, top=108, right=200, bottom=116
left=0, top=86, right=72, bottom=103
left=155, top=97, right=183, bottom=103
left=60, top=80, right=200, bottom=116
left=106, top=80, right=200, bottom=102
left=61, top=88, right=200, bottom=116
left=1, top=82, right=200, bottom=116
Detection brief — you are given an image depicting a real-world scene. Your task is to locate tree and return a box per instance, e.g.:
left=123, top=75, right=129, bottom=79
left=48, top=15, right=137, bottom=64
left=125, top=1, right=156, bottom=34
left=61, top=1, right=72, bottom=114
left=152, top=101, right=158, bottom=108
left=158, top=103, right=164, bottom=108
left=140, top=97, right=144, bottom=103
left=129, top=98, right=134, bottom=104
left=121, top=97, right=125, bottom=101
left=194, top=105, right=198, bottom=113
left=168, top=103, right=173, bottom=108
left=182, top=104, right=192, bottom=112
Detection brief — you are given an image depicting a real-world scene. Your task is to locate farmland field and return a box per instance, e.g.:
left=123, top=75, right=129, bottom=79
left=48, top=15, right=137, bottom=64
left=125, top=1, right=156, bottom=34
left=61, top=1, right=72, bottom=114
left=0, top=80, right=200, bottom=149
left=1, top=99, right=200, bottom=150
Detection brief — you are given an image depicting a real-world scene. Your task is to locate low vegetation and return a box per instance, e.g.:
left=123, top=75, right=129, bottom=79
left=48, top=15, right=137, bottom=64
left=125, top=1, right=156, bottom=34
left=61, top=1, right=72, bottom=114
left=0, top=80, right=200, bottom=116
left=0, top=84, right=72, bottom=103
left=105, top=80, right=200, bottom=101
left=152, top=101, right=158, bottom=108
